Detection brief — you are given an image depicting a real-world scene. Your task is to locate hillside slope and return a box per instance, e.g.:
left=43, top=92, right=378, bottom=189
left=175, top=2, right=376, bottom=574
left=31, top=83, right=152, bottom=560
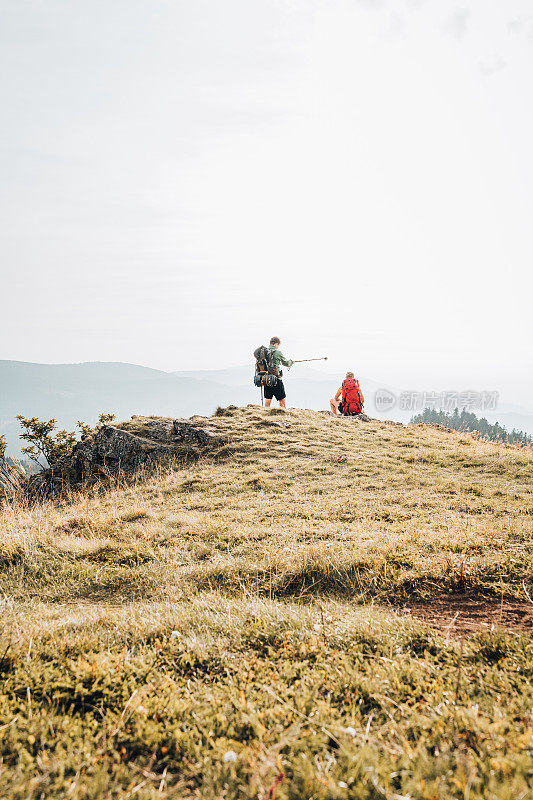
left=0, top=407, right=532, bottom=799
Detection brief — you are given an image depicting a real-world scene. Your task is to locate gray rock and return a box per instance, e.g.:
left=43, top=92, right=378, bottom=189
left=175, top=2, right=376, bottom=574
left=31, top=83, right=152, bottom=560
left=172, top=418, right=219, bottom=447
left=27, top=417, right=221, bottom=496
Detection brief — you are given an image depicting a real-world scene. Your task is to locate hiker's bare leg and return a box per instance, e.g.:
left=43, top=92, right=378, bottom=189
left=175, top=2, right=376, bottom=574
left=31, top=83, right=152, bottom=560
left=330, top=398, right=339, bottom=414
left=279, top=399, right=286, bottom=410
left=265, top=399, right=272, bottom=408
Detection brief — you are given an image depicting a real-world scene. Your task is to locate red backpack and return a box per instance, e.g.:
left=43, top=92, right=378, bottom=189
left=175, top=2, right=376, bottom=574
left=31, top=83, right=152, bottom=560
left=341, top=378, right=363, bottom=415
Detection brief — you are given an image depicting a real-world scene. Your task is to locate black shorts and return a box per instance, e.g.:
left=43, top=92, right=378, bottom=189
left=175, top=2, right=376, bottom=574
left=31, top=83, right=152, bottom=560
left=264, top=378, right=286, bottom=401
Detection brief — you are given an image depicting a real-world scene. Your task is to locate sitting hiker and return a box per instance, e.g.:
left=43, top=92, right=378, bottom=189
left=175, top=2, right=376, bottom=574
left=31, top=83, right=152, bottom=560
left=330, top=372, right=364, bottom=416
left=265, top=336, right=293, bottom=410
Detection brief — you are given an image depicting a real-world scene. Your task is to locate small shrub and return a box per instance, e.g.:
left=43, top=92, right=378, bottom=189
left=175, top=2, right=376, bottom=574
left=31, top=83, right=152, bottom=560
left=16, top=412, right=116, bottom=469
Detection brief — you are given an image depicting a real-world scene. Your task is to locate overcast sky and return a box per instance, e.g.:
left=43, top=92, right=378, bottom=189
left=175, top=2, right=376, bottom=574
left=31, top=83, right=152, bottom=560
left=1, top=1, right=532, bottom=403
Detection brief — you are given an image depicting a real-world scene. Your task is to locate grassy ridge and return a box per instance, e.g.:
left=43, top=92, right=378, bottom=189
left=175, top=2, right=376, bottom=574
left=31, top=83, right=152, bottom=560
left=0, top=407, right=531, bottom=798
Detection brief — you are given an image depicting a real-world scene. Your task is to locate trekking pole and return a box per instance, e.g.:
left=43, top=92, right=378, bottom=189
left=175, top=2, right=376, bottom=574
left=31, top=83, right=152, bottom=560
left=292, top=357, right=329, bottom=363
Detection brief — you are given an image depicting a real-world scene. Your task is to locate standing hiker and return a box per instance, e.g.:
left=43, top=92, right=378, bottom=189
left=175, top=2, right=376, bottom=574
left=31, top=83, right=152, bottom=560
left=264, top=336, right=293, bottom=410
left=330, top=372, right=364, bottom=416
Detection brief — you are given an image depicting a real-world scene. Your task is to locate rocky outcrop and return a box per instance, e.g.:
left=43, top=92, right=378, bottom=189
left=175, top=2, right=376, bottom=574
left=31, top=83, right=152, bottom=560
left=172, top=418, right=220, bottom=447
left=28, top=416, right=221, bottom=495
left=343, top=413, right=372, bottom=422
left=328, top=412, right=372, bottom=422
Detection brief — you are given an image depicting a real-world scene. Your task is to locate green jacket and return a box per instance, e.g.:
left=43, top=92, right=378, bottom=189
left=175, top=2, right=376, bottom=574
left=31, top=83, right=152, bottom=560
left=269, top=347, right=293, bottom=371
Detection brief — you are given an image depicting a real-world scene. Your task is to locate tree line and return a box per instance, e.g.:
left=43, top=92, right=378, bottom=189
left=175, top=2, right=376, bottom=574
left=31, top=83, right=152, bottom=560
left=411, top=407, right=532, bottom=447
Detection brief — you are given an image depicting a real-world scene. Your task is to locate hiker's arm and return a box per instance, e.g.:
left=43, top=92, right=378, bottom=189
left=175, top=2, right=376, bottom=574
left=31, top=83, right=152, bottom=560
left=335, top=387, right=342, bottom=401
left=278, top=352, right=293, bottom=368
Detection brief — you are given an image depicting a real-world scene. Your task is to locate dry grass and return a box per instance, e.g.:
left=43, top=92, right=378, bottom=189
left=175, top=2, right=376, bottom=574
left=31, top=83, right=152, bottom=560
left=0, top=407, right=531, bottom=798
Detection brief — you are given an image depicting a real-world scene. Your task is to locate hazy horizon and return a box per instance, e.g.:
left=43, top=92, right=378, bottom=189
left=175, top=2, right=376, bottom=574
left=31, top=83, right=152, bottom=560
left=1, top=1, right=532, bottom=405
left=2, top=356, right=532, bottom=415
left=2, top=358, right=532, bottom=462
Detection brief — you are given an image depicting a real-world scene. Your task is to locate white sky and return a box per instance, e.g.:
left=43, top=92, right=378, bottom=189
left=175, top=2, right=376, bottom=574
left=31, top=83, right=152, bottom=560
left=1, top=1, right=532, bottom=403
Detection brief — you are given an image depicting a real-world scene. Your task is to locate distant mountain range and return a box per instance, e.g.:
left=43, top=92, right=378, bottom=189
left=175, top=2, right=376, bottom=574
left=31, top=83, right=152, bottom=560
left=1, top=360, right=532, bottom=458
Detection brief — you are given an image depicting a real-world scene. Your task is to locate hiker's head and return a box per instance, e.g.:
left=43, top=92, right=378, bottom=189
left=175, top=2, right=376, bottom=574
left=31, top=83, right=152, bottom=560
left=346, top=371, right=354, bottom=379
left=270, top=336, right=281, bottom=349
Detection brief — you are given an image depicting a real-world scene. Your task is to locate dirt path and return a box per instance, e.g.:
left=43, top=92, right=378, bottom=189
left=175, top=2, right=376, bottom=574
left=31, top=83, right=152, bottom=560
left=403, top=591, right=533, bottom=637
